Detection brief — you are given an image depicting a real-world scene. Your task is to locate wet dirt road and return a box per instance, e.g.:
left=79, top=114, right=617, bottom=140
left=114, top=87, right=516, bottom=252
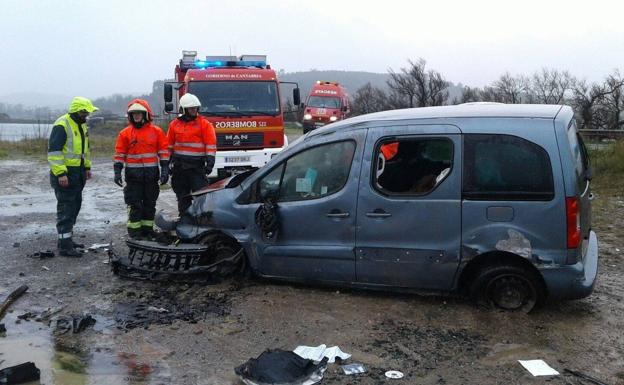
left=0, top=158, right=623, bottom=385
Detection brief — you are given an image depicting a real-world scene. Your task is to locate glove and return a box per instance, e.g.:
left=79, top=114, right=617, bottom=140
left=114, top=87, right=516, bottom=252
left=113, top=163, right=123, bottom=187
left=205, top=155, right=215, bottom=178
left=160, top=161, right=169, bottom=185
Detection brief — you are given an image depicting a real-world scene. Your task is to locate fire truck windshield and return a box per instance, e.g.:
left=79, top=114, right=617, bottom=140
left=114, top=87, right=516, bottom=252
left=307, top=96, right=341, bottom=109
left=188, top=81, right=280, bottom=116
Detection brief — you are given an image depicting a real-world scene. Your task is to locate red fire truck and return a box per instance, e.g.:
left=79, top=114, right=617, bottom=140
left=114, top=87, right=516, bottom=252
left=301, top=81, right=350, bottom=133
left=164, top=51, right=300, bottom=178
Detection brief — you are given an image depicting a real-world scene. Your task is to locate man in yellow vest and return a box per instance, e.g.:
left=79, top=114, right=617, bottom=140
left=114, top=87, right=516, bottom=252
left=47, top=97, right=98, bottom=257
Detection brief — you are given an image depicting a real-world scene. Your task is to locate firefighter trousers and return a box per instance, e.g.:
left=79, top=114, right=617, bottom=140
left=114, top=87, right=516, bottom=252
left=124, top=179, right=159, bottom=235
left=50, top=169, right=86, bottom=241
left=171, top=167, right=207, bottom=215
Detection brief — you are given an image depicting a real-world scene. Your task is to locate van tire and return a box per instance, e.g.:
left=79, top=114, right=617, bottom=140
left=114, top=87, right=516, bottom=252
left=470, top=264, right=544, bottom=313
left=198, top=233, right=247, bottom=279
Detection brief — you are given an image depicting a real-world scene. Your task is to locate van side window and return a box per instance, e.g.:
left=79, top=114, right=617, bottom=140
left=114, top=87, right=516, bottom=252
left=374, top=138, right=453, bottom=195
left=463, top=134, right=554, bottom=201
left=256, top=141, right=355, bottom=202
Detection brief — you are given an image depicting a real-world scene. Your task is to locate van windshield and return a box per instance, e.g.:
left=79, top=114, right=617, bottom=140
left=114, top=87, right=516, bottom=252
left=307, top=96, right=341, bottom=109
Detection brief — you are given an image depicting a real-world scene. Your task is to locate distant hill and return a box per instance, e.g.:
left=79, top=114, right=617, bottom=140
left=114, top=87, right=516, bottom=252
left=0, top=71, right=465, bottom=118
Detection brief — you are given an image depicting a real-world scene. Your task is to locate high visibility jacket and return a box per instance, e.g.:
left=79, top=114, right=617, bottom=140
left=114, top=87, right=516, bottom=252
left=167, top=115, right=217, bottom=162
left=114, top=123, right=169, bottom=169
left=47, top=113, right=90, bottom=176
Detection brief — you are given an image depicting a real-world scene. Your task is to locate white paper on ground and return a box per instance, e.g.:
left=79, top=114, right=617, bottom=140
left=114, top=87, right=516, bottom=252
left=518, top=360, right=560, bottom=376
left=294, top=344, right=351, bottom=363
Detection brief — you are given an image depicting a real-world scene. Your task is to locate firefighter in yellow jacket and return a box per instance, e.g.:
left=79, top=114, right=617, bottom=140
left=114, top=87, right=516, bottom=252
left=47, top=97, right=98, bottom=257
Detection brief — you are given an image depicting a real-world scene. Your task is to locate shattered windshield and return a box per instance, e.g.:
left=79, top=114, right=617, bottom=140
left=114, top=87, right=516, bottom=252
left=188, top=81, right=280, bottom=116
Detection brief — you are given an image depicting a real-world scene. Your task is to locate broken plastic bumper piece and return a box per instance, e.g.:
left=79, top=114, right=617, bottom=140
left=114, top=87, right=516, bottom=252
left=109, top=239, right=243, bottom=283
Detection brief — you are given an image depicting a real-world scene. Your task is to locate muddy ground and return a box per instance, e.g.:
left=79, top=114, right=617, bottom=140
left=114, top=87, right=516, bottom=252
left=0, top=158, right=623, bottom=385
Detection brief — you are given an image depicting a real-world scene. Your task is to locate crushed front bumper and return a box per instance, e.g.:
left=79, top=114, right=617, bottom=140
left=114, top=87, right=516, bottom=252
left=109, top=239, right=243, bottom=283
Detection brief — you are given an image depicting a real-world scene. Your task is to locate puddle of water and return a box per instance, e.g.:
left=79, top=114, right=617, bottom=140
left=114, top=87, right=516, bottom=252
left=0, top=311, right=170, bottom=385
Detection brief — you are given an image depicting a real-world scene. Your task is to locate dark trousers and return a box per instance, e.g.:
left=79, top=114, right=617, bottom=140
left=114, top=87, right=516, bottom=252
left=171, top=167, right=207, bottom=215
left=50, top=169, right=86, bottom=240
left=124, top=179, right=160, bottom=231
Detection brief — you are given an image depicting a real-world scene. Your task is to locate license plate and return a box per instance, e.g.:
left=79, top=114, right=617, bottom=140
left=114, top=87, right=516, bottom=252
left=225, top=156, right=251, bottom=163
left=314, top=122, right=325, bottom=127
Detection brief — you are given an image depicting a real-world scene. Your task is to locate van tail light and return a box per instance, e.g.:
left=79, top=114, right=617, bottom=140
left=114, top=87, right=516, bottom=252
left=566, top=197, right=581, bottom=249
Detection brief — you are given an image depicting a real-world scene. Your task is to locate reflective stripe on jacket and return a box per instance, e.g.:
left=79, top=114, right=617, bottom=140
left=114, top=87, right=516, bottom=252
left=47, top=113, right=90, bottom=176
left=113, top=123, right=169, bottom=168
left=167, top=115, right=217, bottom=160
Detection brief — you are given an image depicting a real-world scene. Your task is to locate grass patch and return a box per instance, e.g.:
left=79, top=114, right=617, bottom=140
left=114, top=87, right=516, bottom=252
left=0, top=134, right=117, bottom=160
left=588, top=141, right=624, bottom=195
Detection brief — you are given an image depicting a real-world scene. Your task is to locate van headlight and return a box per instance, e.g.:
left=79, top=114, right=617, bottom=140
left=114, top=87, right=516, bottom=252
left=303, top=114, right=312, bottom=120
left=329, top=116, right=338, bottom=122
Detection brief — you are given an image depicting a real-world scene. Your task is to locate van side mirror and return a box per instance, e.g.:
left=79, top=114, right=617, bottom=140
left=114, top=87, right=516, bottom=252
left=342, top=106, right=348, bottom=112
left=165, top=102, right=174, bottom=113
left=300, top=103, right=305, bottom=109
left=293, top=88, right=301, bottom=106
left=164, top=84, right=173, bottom=103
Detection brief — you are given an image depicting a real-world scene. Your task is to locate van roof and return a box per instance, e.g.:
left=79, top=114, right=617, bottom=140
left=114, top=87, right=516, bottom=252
left=339, top=104, right=565, bottom=125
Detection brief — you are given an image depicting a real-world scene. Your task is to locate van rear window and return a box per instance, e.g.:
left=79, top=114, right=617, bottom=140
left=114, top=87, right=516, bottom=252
left=463, top=134, right=554, bottom=201
left=566, top=120, right=589, bottom=192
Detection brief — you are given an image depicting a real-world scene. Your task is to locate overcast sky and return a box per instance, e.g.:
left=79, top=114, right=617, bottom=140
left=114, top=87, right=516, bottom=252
left=1, top=0, right=623, bottom=100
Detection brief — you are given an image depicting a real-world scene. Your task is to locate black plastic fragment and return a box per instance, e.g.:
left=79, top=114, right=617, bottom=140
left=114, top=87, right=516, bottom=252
left=0, top=362, right=40, bottom=384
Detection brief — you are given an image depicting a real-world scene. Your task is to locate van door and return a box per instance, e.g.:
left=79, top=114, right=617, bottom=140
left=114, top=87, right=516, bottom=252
left=251, top=134, right=365, bottom=282
left=355, top=125, right=462, bottom=290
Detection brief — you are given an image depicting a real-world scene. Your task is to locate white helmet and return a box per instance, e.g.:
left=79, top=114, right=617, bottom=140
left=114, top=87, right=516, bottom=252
left=179, top=93, right=201, bottom=109
left=127, top=103, right=148, bottom=113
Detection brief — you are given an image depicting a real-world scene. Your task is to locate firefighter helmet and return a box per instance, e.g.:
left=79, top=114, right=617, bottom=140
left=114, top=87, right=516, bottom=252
left=128, top=103, right=148, bottom=113
left=179, top=93, right=201, bottom=109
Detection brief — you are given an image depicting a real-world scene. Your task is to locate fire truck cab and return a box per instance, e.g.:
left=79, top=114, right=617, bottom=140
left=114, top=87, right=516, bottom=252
left=302, top=81, right=350, bottom=134
left=164, top=51, right=300, bottom=179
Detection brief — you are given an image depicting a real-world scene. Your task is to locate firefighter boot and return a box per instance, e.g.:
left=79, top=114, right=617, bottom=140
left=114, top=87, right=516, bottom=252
left=141, top=226, right=156, bottom=241
left=72, top=240, right=85, bottom=249
left=58, top=238, right=82, bottom=258
left=127, top=227, right=143, bottom=240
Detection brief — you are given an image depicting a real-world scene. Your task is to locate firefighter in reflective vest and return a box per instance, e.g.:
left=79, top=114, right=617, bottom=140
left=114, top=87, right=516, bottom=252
left=47, top=96, right=98, bottom=257
left=113, top=99, right=170, bottom=239
left=167, top=93, right=217, bottom=215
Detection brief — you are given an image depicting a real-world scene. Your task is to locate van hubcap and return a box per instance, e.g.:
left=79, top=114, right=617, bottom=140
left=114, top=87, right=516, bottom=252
left=486, top=275, right=536, bottom=310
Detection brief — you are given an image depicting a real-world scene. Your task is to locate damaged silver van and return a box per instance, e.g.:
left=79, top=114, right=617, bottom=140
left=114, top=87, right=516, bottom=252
left=115, top=103, right=598, bottom=312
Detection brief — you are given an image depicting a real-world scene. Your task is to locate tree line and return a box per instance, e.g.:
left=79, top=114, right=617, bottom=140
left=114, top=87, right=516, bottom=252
left=351, top=59, right=624, bottom=130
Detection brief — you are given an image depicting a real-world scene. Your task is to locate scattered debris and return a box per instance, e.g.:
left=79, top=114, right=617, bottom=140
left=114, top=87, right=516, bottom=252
left=89, top=243, right=111, bottom=251
left=235, top=349, right=328, bottom=385
left=37, top=306, right=66, bottom=321
left=28, top=250, right=55, bottom=259
left=0, top=324, right=5, bottom=334
left=294, top=344, right=351, bottom=363
left=42, top=266, right=50, bottom=271
left=54, top=314, right=97, bottom=334
left=564, top=369, right=610, bottom=385
left=0, top=285, right=28, bottom=321
left=12, top=242, right=19, bottom=248
left=342, top=363, right=366, bottom=375
left=0, top=362, right=40, bottom=384
left=385, top=370, right=404, bottom=379
left=518, top=360, right=559, bottom=376
left=113, top=287, right=230, bottom=331
left=147, top=306, right=169, bottom=313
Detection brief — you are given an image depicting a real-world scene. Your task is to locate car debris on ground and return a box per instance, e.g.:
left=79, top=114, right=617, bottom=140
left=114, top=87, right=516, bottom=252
left=235, top=349, right=328, bottom=385
left=0, top=362, right=40, bottom=384
left=0, top=285, right=28, bottom=321
left=293, top=344, right=351, bottom=363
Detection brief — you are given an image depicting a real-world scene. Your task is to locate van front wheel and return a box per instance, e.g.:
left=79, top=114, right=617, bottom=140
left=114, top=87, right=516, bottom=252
left=470, top=265, right=544, bottom=312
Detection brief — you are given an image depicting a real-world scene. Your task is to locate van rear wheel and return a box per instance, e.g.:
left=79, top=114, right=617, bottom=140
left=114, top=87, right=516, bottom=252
left=470, top=264, right=544, bottom=313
